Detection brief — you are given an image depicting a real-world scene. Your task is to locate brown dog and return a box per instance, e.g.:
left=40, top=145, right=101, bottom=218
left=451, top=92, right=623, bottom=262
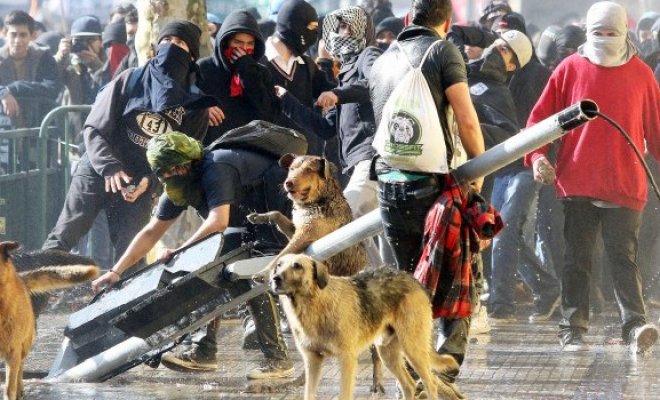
left=0, top=242, right=99, bottom=400
left=247, top=153, right=367, bottom=276
left=270, top=254, right=460, bottom=400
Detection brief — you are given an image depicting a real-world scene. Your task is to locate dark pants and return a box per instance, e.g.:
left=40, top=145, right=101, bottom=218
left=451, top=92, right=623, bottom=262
left=43, top=159, right=152, bottom=261
left=560, top=200, right=647, bottom=340
left=197, top=232, right=288, bottom=361
left=377, top=177, right=469, bottom=368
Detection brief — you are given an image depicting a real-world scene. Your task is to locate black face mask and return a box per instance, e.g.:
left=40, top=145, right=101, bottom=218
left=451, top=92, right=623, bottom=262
left=377, top=41, right=391, bottom=51
left=154, top=43, right=194, bottom=84
left=276, top=0, right=319, bottom=56
left=479, top=46, right=508, bottom=82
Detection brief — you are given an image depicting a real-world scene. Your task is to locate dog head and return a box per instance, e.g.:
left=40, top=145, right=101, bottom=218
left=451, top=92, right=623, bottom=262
left=279, top=153, right=338, bottom=206
left=270, top=254, right=329, bottom=296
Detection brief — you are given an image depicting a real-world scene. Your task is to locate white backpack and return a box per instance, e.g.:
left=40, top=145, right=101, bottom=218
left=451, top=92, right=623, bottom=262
left=373, top=40, right=453, bottom=174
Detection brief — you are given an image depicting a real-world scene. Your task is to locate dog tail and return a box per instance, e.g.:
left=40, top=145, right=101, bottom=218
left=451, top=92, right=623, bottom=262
left=21, top=266, right=100, bottom=293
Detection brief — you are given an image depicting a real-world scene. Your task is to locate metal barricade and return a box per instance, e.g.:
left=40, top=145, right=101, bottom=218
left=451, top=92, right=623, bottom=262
left=0, top=105, right=92, bottom=249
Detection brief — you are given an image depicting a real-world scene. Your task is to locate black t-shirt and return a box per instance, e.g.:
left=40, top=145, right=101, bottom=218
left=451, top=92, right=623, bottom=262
left=155, top=148, right=290, bottom=250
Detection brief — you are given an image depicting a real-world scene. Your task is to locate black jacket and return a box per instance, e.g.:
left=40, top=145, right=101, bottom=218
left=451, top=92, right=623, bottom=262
left=508, top=56, right=551, bottom=127
left=279, top=46, right=382, bottom=172
left=0, top=45, right=62, bottom=128
left=467, top=55, right=521, bottom=173
left=197, top=10, right=280, bottom=145
left=370, top=25, right=468, bottom=166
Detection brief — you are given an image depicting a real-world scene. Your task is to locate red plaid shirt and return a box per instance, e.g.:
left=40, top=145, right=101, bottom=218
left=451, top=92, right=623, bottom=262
left=414, top=175, right=503, bottom=319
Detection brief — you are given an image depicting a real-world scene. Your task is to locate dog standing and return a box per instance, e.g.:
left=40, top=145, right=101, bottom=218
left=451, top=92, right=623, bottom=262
left=0, top=242, right=99, bottom=400
left=271, top=254, right=460, bottom=400
left=247, top=153, right=367, bottom=276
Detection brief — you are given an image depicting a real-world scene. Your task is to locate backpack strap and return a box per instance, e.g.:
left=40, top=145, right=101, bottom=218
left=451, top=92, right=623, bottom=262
left=398, top=40, right=443, bottom=71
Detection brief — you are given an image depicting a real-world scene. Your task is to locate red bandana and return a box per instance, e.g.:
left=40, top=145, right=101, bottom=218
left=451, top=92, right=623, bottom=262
left=223, top=47, right=255, bottom=97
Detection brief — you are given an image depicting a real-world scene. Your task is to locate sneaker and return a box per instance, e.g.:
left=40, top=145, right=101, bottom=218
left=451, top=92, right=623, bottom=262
left=488, top=308, right=515, bottom=321
left=629, top=324, right=659, bottom=354
left=246, top=358, right=295, bottom=380
left=160, top=344, right=218, bottom=372
left=470, top=304, right=491, bottom=335
left=560, top=330, right=589, bottom=352
left=529, top=294, right=560, bottom=323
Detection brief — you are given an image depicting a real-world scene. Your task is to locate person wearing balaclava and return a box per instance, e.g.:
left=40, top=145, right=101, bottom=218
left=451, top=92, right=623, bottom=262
left=636, top=11, right=660, bottom=58
left=93, top=21, right=130, bottom=86
left=44, top=20, right=216, bottom=272
left=197, top=9, right=279, bottom=144
left=262, top=0, right=336, bottom=157
left=374, top=16, right=404, bottom=51
left=276, top=5, right=395, bottom=274
left=91, top=130, right=295, bottom=380
left=525, top=1, right=660, bottom=354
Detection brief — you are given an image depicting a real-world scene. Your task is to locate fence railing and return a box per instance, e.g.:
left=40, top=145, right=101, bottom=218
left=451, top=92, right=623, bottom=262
left=0, top=105, right=92, bottom=249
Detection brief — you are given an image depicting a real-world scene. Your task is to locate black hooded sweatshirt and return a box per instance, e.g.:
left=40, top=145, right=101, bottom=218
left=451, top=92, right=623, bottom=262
left=197, top=10, right=280, bottom=145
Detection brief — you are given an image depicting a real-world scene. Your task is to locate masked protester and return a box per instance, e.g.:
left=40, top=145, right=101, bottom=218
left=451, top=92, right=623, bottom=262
left=524, top=1, right=660, bottom=354
left=197, top=10, right=279, bottom=144
left=374, top=16, right=404, bottom=51
left=92, top=131, right=295, bottom=380
left=43, top=20, right=215, bottom=272
left=276, top=5, right=395, bottom=271
left=263, top=0, right=336, bottom=157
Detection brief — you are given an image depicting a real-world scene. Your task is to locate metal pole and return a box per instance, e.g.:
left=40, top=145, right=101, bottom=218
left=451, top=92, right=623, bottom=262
left=305, top=100, right=599, bottom=262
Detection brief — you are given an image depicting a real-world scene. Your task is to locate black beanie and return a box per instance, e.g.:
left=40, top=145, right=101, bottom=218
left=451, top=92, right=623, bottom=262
left=158, top=19, right=202, bottom=61
left=276, top=0, right=318, bottom=56
left=103, top=21, right=127, bottom=47
left=375, top=16, right=404, bottom=38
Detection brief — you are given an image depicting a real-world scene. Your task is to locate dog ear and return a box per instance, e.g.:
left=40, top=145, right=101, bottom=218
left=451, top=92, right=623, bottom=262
left=312, top=259, right=329, bottom=289
left=0, top=241, right=20, bottom=262
left=279, top=153, right=296, bottom=169
left=319, top=159, right=336, bottom=180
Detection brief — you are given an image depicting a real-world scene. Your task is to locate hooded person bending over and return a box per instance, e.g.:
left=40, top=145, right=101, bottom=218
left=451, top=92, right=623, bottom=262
left=92, top=132, right=295, bottom=380
left=197, top=9, right=280, bottom=145
left=43, top=20, right=214, bottom=265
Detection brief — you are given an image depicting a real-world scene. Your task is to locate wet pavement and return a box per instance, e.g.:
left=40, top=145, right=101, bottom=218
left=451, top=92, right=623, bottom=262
left=5, top=303, right=660, bottom=399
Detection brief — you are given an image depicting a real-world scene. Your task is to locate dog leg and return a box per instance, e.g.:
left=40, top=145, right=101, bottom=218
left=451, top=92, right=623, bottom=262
left=377, top=339, right=416, bottom=400
left=303, top=351, right=324, bottom=400
left=247, top=212, right=296, bottom=239
left=370, top=345, right=385, bottom=394
left=337, top=354, right=359, bottom=400
left=4, top=353, right=19, bottom=400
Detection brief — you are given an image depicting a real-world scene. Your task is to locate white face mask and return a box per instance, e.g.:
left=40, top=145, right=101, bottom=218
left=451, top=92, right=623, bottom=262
left=578, top=1, right=638, bottom=67
left=327, top=31, right=365, bottom=58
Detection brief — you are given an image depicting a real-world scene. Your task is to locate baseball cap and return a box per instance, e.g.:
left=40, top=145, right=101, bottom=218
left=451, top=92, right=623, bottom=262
left=70, top=16, right=102, bottom=37
left=500, top=29, right=532, bottom=68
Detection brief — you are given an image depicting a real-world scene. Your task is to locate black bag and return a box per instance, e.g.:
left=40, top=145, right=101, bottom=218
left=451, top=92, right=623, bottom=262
left=206, top=120, right=308, bottom=157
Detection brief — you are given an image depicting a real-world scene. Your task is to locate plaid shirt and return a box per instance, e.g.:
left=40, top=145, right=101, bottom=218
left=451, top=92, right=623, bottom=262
left=414, top=175, right=503, bottom=319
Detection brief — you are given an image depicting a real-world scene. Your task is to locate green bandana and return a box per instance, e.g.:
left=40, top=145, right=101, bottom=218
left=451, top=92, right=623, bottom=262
left=146, top=131, right=204, bottom=175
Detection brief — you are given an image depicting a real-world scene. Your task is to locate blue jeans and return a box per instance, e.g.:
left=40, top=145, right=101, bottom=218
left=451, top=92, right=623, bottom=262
left=490, top=169, right=559, bottom=313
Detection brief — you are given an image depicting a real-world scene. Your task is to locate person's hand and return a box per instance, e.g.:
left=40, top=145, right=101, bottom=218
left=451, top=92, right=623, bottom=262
left=532, top=156, right=556, bottom=184
left=317, top=39, right=333, bottom=60
left=158, top=248, right=176, bottom=263
left=121, top=176, right=149, bottom=203
left=91, top=270, right=121, bottom=293
left=252, top=267, right=271, bottom=284
left=470, top=177, right=484, bottom=193
left=1, top=93, right=20, bottom=117
left=315, top=91, right=338, bottom=109
left=105, top=170, right=132, bottom=193
left=79, top=48, right=103, bottom=70
left=208, top=106, right=225, bottom=126
left=56, top=38, right=71, bottom=60
left=274, top=85, right=287, bottom=98
left=230, top=47, right=248, bottom=63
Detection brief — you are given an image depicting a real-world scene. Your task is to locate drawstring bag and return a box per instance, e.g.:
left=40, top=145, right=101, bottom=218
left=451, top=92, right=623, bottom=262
left=373, top=40, right=450, bottom=173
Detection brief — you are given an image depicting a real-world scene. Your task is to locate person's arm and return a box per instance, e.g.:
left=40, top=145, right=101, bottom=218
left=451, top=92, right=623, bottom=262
left=278, top=90, right=337, bottom=140
left=176, top=204, right=230, bottom=250
left=91, top=217, right=176, bottom=292
left=446, top=81, right=485, bottom=190
left=7, top=52, right=62, bottom=100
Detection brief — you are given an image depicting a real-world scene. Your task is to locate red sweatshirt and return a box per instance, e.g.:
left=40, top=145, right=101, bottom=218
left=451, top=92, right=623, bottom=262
left=524, top=54, right=660, bottom=211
